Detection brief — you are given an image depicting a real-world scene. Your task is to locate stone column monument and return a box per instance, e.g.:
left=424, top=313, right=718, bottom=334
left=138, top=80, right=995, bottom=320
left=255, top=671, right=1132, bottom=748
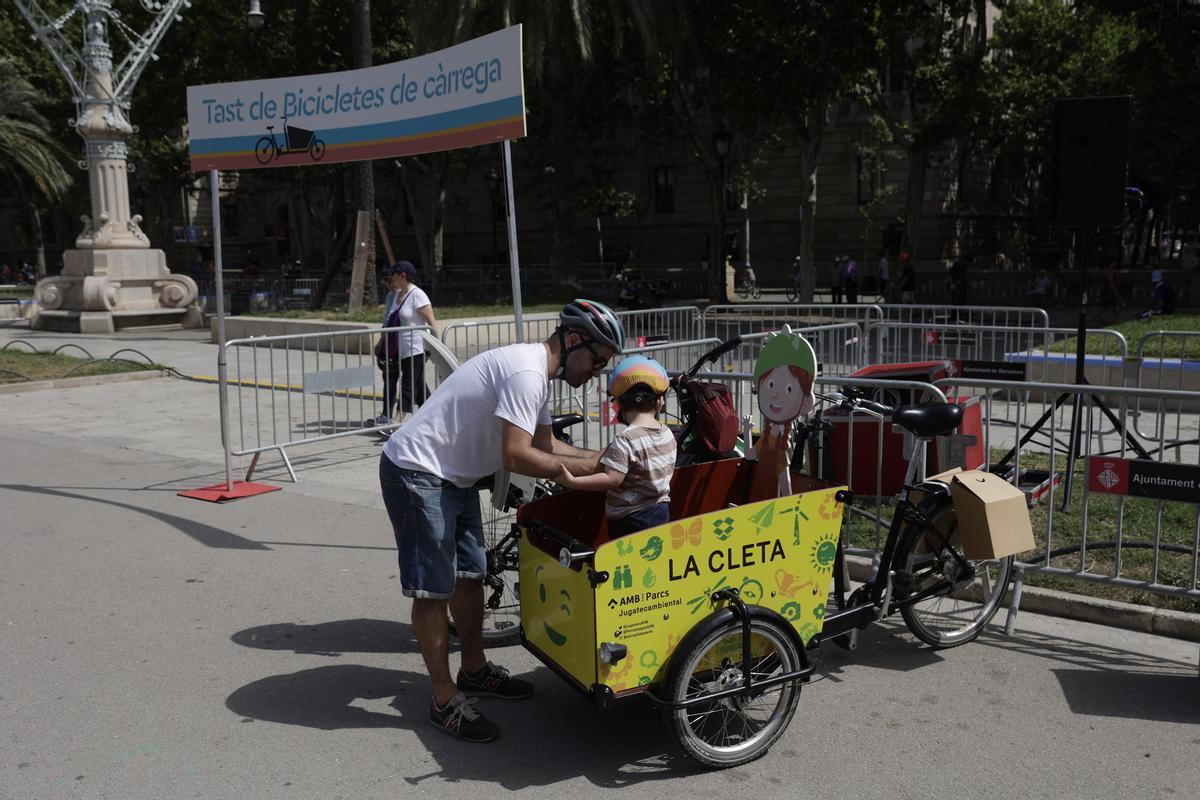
left=16, top=0, right=201, bottom=333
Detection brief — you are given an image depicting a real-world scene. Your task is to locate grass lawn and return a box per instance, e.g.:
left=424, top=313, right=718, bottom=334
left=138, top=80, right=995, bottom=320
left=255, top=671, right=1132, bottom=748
left=842, top=447, right=1199, bottom=614
left=1052, top=313, right=1200, bottom=359
left=0, top=350, right=161, bottom=384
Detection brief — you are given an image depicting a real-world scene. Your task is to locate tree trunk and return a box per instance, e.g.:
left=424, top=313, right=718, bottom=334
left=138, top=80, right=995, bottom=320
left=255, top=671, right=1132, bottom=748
left=904, top=146, right=928, bottom=266
left=709, top=163, right=730, bottom=304
left=347, top=0, right=376, bottom=310
left=311, top=177, right=349, bottom=308
left=430, top=152, right=448, bottom=280
left=29, top=206, right=46, bottom=278
left=796, top=126, right=822, bottom=303
left=546, top=35, right=577, bottom=269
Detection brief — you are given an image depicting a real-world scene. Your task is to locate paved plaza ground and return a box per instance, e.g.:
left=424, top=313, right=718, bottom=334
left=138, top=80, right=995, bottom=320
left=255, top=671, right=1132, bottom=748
left=1, top=320, right=1197, bottom=799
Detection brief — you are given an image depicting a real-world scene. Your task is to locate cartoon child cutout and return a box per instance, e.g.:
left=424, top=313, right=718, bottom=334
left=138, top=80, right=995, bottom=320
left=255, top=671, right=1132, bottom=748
left=744, top=325, right=817, bottom=499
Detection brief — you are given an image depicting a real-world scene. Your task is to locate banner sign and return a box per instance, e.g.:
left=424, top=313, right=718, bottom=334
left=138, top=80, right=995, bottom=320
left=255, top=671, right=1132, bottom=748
left=1088, top=456, right=1200, bottom=503
left=186, top=26, right=525, bottom=171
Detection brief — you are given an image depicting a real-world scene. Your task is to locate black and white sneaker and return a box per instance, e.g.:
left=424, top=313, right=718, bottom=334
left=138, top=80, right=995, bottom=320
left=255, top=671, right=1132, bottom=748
left=429, top=692, right=499, bottom=743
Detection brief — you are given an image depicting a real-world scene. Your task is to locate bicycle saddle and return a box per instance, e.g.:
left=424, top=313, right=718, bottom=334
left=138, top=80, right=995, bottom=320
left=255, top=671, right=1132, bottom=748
left=552, top=413, right=584, bottom=438
left=891, top=402, right=962, bottom=438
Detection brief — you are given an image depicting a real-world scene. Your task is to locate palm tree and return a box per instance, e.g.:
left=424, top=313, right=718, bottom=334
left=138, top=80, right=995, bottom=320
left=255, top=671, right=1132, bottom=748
left=0, top=58, right=72, bottom=202
left=0, top=57, right=74, bottom=278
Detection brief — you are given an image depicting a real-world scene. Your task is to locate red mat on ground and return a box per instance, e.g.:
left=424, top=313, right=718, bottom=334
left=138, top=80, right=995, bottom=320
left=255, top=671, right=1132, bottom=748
left=178, top=481, right=281, bottom=503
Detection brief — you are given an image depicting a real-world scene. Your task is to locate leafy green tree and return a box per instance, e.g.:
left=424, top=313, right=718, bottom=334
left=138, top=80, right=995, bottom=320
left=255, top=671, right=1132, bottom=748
left=872, top=0, right=991, bottom=266
left=751, top=1, right=883, bottom=302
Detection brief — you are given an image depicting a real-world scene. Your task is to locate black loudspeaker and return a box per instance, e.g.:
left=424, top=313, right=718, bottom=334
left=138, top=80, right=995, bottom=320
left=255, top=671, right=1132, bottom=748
left=1053, top=96, right=1130, bottom=226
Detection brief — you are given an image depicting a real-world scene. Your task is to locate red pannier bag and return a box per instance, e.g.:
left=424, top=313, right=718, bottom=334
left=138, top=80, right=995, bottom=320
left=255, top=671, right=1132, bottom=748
left=676, top=374, right=739, bottom=454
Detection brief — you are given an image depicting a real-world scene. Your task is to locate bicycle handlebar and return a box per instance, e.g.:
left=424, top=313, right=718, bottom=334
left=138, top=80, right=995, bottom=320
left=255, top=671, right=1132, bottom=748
left=676, top=335, right=746, bottom=381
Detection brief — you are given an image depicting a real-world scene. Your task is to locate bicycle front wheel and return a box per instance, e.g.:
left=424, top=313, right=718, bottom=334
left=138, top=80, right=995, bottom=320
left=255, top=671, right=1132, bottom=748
left=668, top=617, right=801, bottom=768
left=896, top=498, right=1013, bottom=648
left=735, top=281, right=749, bottom=299
left=751, top=282, right=762, bottom=300
left=448, top=502, right=522, bottom=647
left=786, top=286, right=800, bottom=303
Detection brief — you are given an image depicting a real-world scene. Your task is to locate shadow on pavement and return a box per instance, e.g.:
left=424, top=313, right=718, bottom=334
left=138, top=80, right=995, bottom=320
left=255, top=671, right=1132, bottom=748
left=1052, top=669, right=1200, bottom=723
left=231, top=618, right=420, bottom=656
left=809, top=622, right=945, bottom=682
left=974, top=626, right=1197, bottom=673
left=226, top=664, right=696, bottom=788
left=0, top=483, right=268, bottom=549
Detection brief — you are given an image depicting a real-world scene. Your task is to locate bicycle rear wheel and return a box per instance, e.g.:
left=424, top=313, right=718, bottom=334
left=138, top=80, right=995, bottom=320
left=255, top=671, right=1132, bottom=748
left=448, top=501, right=522, bottom=647
left=895, top=498, right=1013, bottom=648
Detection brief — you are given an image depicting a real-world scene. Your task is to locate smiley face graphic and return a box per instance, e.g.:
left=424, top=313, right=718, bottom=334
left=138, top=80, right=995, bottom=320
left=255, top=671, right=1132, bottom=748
left=757, top=364, right=807, bottom=424
left=535, top=564, right=571, bottom=646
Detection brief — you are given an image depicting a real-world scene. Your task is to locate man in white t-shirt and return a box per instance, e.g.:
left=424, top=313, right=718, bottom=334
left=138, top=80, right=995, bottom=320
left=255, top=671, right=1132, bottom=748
left=379, top=299, right=625, bottom=742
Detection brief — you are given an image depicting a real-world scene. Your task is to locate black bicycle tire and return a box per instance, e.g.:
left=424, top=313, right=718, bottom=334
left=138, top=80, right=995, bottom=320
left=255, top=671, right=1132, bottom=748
left=667, top=614, right=801, bottom=768
left=448, top=511, right=523, bottom=648
left=895, top=497, right=1013, bottom=648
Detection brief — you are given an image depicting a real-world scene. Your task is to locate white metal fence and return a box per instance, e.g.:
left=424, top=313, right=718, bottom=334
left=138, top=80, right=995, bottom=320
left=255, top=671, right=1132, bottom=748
left=221, top=325, right=453, bottom=480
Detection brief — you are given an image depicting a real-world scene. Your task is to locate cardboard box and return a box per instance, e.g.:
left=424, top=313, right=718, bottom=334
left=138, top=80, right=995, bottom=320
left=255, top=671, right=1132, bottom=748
left=908, top=466, right=963, bottom=506
left=949, top=470, right=1036, bottom=560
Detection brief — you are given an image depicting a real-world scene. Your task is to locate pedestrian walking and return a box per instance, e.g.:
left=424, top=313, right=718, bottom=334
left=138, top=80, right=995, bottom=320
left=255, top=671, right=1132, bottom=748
left=843, top=257, right=859, bottom=304
left=372, top=261, right=437, bottom=428
left=877, top=250, right=890, bottom=301
left=829, top=257, right=844, bottom=304
left=899, top=253, right=916, bottom=303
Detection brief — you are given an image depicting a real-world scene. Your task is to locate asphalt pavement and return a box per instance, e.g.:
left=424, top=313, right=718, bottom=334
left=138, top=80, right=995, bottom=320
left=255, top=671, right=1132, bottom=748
left=1, top=321, right=1198, bottom=800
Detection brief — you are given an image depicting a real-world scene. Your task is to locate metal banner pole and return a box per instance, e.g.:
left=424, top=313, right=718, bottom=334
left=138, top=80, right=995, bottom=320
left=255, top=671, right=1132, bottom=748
left=211, top=169, right=233, bottom=491
left=502, top=140, right=525, bottom=341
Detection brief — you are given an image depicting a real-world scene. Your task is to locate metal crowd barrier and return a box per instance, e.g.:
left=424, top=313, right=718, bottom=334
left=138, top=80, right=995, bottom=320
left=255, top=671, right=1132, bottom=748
left=875, top=303, right=1049, bottom=329
left=701, top=303, right=1048, bottom=364
left=440, top=306, right=701, bottom=364
left=701, top=304, right=885, bottom=348
left=867, top=322, right=1128, bottom=383
left=220, top=325, right=451, bottom=481
left=738, top=323, right=866, bottom=377
left=1134, top=330, right=1200, bottom=443
left=933, top=377, right=1200, bottom=632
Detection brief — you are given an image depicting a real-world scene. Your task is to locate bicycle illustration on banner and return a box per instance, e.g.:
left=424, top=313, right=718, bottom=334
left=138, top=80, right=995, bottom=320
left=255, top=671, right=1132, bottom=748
left=255, top=117, right=326, bottom=164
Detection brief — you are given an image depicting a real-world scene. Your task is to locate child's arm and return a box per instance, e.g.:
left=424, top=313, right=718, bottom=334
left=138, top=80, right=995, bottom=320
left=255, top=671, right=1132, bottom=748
left=557, top=464, right=626, bottom=491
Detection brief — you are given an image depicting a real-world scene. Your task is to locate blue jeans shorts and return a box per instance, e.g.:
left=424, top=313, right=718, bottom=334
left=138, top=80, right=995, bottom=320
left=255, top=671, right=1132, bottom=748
left=379, top=454, right=486, bottom=599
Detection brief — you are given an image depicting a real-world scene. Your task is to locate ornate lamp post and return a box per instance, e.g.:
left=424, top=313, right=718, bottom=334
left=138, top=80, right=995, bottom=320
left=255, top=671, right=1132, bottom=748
left=15, top=0, right=198, bottom=333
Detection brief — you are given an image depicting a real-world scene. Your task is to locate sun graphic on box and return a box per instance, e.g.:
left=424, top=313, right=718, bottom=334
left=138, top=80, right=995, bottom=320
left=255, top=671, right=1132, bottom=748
left=809, top=531, right=839, bottom=574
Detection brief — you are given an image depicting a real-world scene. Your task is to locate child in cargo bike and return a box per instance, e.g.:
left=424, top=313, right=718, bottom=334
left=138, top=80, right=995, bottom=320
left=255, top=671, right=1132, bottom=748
left=556, top=356, right=677, bottom=536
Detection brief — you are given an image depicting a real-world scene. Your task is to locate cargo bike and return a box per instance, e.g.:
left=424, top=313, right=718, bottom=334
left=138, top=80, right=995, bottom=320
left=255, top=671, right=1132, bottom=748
left=496, top=336, right=1016, bottom=768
